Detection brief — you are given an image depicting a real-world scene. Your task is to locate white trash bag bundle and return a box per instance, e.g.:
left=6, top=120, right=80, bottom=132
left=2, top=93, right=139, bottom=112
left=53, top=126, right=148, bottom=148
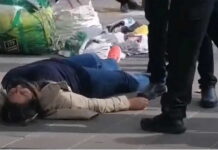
left=53, top=0, right=102, bottom=36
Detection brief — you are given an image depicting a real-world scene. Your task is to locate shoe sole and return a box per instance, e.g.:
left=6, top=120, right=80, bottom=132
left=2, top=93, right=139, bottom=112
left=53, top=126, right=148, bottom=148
left=200, top=100, right=218, bottom=108
left=140, top=119, right=186, bottom=134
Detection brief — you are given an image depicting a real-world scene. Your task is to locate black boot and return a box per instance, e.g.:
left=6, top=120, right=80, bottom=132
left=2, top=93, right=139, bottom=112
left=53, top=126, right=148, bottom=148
left=120, top=3, right=129, bottom=13
left=140, top=114, right=186, bottom=134
left=127, top=0, right=143, bottom=10
left=143, top=83, right=167, bottom=99
left=200, top=86, right=218, bottom=108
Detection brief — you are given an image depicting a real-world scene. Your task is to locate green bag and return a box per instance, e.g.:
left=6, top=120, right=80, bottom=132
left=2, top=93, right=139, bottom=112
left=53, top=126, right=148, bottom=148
left=0, top=0, right=55, bottom=55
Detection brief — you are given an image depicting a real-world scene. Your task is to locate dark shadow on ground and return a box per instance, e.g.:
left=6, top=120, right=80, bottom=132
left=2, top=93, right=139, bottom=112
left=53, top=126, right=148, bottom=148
left=116, top=117, right=218, bottom=148
left=0, top=112, right=218, bottom=134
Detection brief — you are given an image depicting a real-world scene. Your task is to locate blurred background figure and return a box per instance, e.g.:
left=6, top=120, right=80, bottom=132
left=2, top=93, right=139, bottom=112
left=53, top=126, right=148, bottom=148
left=116, top=0, right=143, bottom=13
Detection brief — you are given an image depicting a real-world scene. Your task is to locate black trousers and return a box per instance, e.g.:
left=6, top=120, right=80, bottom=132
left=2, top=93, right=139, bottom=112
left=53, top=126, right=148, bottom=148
left=116, top=0, right=135, bottom=4
left=116, top=0, right=126, bottom=4
left=198, top=36, right=217, bottom=89
left=161, top=0, right=216, bottom=119
left=198, top=2, right=218, bottom=89
left=145, top=0, right=169, bottom=84
left=145, top=0, right=218, bottom=87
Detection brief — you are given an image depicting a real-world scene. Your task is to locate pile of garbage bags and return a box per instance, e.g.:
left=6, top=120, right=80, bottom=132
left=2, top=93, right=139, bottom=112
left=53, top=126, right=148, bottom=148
left=53, top=1, right=148, bottom=59
left=59, top=17, right=149, bottom=59
left=53, top=0, right=102, bottom=36
left=0, top=0, right=148, bottom=60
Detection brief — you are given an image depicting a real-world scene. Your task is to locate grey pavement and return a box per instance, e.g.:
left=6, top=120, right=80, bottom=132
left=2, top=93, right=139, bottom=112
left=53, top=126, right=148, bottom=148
left=0, top=0, right=218, bottom=149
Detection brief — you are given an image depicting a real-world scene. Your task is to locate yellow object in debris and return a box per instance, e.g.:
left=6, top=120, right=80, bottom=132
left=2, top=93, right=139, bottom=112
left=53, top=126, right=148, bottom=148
left=133, top=25, right=149, bottom=36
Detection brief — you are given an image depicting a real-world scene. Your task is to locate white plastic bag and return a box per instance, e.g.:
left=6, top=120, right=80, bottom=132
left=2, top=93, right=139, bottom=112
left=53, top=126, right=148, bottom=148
left=53, top=0, right=102, bottom=36
left=83, top=41, right=112, bottom=59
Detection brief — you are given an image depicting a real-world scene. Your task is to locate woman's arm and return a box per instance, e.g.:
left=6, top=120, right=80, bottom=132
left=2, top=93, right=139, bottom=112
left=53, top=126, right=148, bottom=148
left=40, top=83, right=149, bottom=114
left=55, top=90, right=149, bottom=113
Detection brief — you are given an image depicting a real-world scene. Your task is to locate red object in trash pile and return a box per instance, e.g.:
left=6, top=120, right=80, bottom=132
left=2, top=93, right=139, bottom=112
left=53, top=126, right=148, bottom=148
left=107, top=45, right=121, bottom=63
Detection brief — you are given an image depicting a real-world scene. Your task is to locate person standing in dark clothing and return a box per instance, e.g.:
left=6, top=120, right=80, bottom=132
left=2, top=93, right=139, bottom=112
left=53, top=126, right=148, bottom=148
left=141, top=0, right=217, bottom=134
left=116, top=0, right=142, bottom=13
left=144, top=0, right=218, bottom=108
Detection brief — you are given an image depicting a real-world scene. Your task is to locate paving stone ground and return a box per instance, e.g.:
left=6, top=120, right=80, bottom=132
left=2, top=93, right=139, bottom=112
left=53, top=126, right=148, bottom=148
left=0, top=0, right=218, bottom=149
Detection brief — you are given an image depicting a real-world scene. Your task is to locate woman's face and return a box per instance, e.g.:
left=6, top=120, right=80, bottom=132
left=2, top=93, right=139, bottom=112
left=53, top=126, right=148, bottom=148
left=7, top=85, right=33, bottom=104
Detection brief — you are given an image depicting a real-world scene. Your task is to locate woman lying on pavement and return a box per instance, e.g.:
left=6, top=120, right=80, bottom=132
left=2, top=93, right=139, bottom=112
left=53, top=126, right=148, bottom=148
left=0, top=53, right=149, bottom=125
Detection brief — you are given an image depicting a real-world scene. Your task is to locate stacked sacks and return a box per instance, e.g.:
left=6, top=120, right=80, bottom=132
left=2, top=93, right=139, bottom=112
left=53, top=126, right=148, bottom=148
left=0, top=0, right=55, bottom=55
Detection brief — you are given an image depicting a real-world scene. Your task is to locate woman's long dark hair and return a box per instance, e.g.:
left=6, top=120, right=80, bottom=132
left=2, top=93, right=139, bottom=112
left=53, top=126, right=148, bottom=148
left=1, top=79, right=43, bottom=125
left=1, top=100, right=41, bottom=125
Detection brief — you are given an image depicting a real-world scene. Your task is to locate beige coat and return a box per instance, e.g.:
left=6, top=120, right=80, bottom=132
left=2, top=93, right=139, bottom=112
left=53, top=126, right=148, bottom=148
left=39, top=81, right=131, bottom=120
left=0, top=82, right=132, bottom=120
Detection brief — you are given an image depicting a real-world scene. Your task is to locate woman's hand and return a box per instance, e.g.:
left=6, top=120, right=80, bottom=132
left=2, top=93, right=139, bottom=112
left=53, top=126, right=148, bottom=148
left=128, top=97, right=149, bottom=110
